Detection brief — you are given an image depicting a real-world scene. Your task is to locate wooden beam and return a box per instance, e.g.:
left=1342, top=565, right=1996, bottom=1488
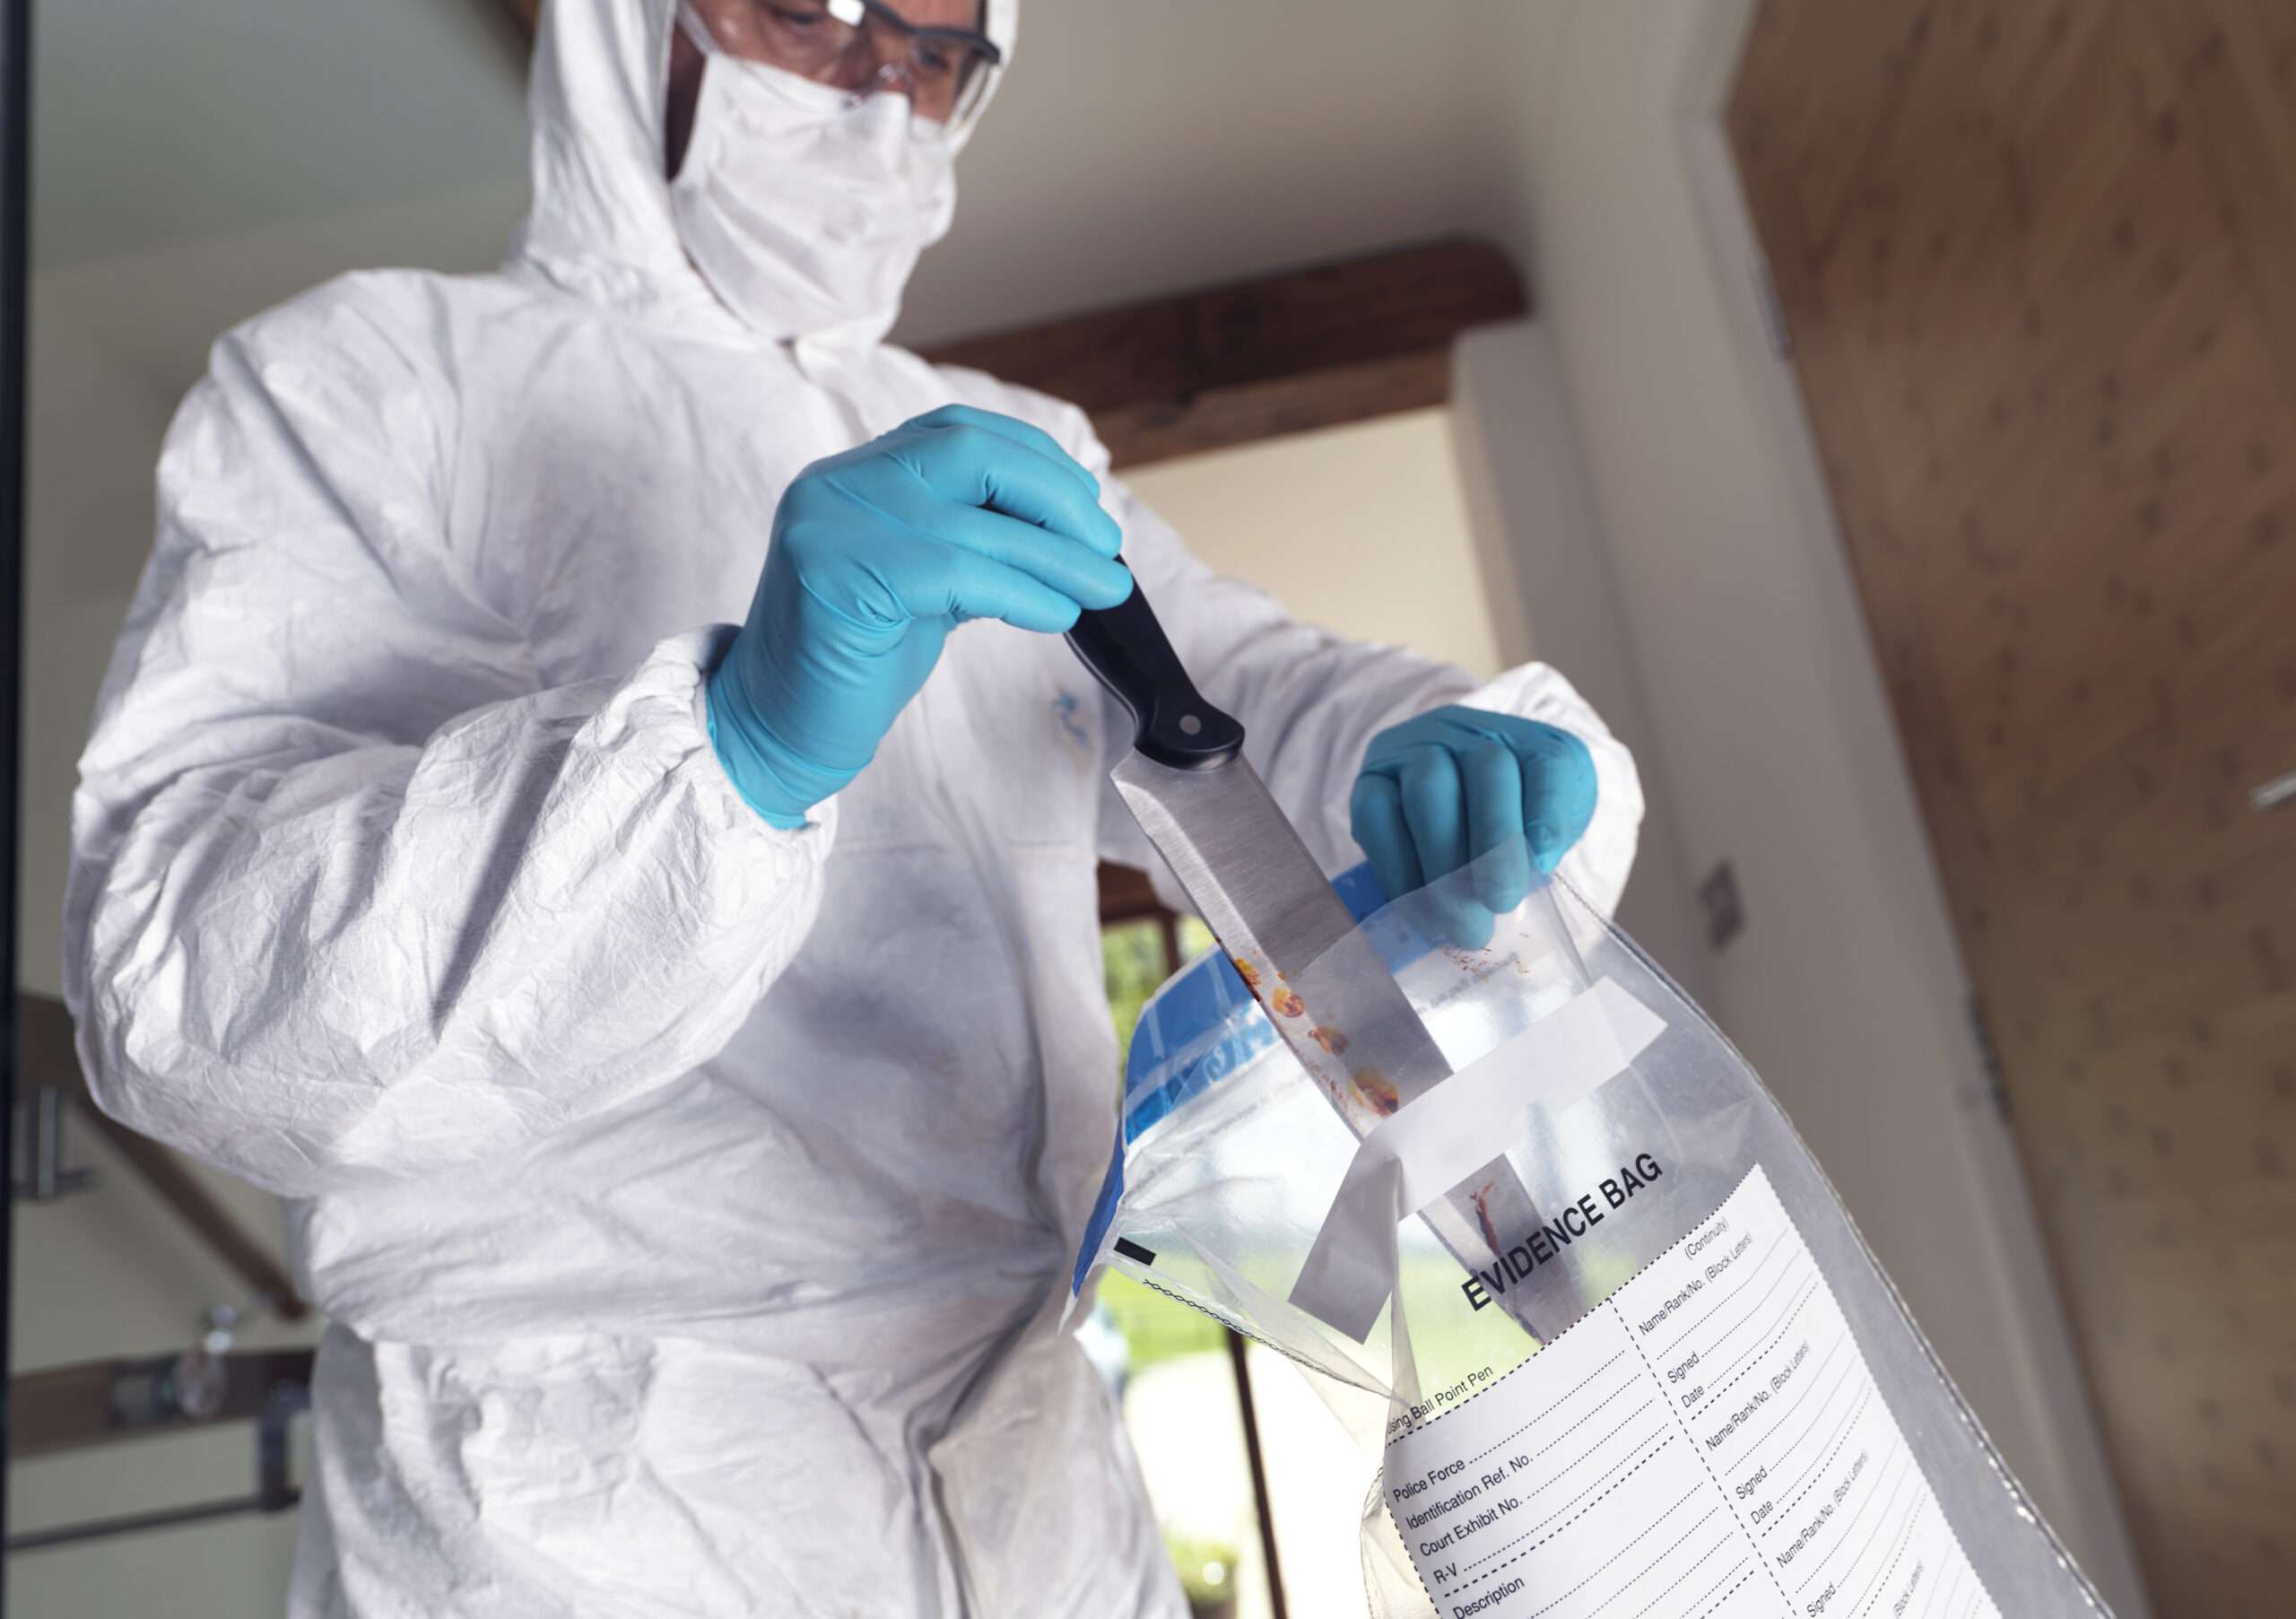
left=18, top=994, right=308, bottom=1320
left=1097, top=861, right=1170, bottom=926
left=921, top=238, right=1528, bottom=468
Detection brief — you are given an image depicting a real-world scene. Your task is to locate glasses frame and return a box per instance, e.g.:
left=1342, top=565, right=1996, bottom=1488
left=739, top=0, right=1004, bottom=129
left=829, top=0, right=1002, bottom=74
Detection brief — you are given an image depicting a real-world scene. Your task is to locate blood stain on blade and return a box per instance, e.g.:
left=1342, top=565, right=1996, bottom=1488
left=1352, top=1066, right=1400, bottom=1117
left=1471, top=1179, right=1500, bottom=1252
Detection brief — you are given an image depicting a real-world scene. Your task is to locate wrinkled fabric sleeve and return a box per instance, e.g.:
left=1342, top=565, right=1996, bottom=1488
left=63, top=284, right=831, bottom=1197
left=1093, top=483, right=1643, bottom=918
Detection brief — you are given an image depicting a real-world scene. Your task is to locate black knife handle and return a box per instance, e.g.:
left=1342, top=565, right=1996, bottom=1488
left=1066, top=568, right=1245, bottom=770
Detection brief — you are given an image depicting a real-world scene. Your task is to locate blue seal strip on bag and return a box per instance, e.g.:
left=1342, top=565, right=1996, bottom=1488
left=1071, top=862, right=1391, bottom=1297
left=1327, top=860, right=1389, bottom=928
left=1073, top=1128, right=1126, bottom=1297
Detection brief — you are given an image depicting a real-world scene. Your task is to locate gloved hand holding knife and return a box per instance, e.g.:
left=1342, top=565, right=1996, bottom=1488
left=1352, top=706, right=1600, bottom=945
left=712, top=405, right=1600, bottom=923
left=707, top=404, right=1135, bottom=827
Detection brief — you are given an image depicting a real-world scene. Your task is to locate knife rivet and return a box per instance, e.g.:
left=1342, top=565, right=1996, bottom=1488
left=1178, top=714, right=1203, bottom=736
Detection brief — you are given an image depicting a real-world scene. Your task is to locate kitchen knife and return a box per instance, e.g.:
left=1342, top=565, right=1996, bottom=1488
left=1067, top=573, right=1550, bottom=1341
left=1065, top=575, right=1442, bottom=1084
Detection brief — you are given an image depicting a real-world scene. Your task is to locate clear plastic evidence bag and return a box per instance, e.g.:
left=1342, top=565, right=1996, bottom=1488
left=1070, top=849, right=2110, bottom=1619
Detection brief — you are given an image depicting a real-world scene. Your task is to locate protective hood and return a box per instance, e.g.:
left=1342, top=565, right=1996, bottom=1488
left=509, top=0, right=1018, bottom=344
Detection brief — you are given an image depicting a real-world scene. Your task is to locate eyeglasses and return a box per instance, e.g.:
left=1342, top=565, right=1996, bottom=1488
left=707, top=0, right=1003, bottom=130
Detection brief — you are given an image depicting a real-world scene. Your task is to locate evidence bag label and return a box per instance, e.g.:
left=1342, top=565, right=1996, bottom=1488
left=1382, top=1165, right=2000, bottom=1619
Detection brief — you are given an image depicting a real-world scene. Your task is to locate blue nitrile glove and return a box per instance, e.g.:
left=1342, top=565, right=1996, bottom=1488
left=1350, top=705, right=1598, bottom=940
left=708, top=405, right=1133, bottom=827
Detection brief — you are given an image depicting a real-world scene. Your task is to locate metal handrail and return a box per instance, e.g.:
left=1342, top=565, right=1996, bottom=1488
left=8, top=1354, right=310, bottom=1552
left=12, top=1347, right=314, bottom=1459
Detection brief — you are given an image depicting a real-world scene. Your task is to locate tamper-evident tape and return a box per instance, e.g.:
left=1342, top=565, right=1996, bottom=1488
left=1288, top=977, right=1665, bottom=1340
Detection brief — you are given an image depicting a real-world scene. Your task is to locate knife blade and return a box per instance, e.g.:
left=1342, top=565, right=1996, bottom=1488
left=1067, top=573, right=1551, bottom=1343
left=1109, top=748, right=1452, bottom=1103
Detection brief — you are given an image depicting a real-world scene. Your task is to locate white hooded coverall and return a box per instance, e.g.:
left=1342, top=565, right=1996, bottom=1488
left=62, top=2, right=1643, bottom=1613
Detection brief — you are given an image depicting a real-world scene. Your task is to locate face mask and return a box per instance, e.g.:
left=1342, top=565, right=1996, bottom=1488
left=668, top=6, right=958, bottom=344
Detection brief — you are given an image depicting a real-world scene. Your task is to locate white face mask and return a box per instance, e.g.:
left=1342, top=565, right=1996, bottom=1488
left=668, top=7, right=958, bottom=344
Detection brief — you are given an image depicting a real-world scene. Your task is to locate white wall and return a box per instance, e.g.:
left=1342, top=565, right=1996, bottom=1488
left=1122, top=408, right=1501, bottom=683
left=897, top=1, right=1571, bottom=347
left=36, top=0, right=526, bottom=270
left=1449, top=319, right=1709, bottom=990
left=1469, top=3, right=2149, bottom=1612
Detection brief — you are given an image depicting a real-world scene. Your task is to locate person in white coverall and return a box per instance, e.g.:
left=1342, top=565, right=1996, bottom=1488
left=63, top=1, right=1642, bottom=1614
